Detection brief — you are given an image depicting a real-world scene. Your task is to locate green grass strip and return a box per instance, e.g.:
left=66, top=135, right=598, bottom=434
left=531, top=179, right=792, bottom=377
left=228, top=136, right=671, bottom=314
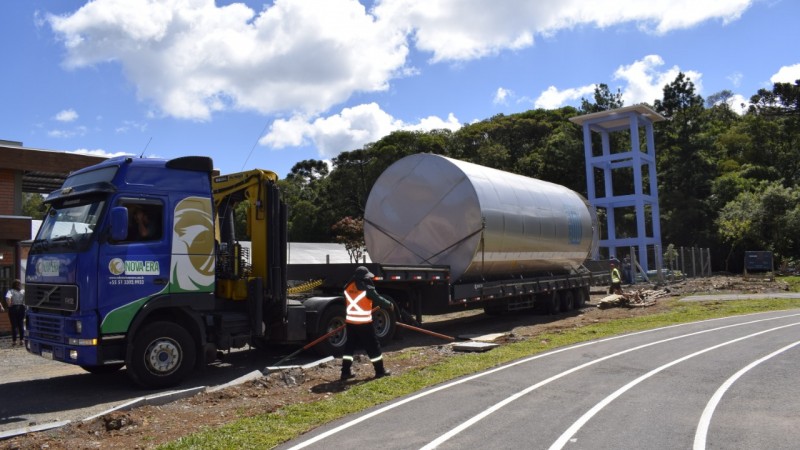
left=163, top=284, right=800, bottom=449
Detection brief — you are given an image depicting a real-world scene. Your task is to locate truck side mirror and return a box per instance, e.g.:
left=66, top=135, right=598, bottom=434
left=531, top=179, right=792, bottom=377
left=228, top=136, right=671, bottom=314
left=110, top=206, right=129, bottom=241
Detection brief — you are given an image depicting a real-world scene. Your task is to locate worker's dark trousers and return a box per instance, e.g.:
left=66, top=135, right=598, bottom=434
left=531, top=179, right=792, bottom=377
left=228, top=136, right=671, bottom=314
left=8, top=305, right=25, bottom=344
left=341, top=322, right=385, bottom=377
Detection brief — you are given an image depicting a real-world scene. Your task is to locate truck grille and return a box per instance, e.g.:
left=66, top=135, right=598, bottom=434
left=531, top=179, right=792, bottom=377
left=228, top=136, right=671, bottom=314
left=24, top=284, right=79, bottom=312
left=27, top=314, right=65, bottom=342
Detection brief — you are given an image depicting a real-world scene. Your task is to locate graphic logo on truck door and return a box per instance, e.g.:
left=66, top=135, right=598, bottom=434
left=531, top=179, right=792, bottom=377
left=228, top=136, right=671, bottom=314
left=108, top=258, right=161, bottom=276
left=170, top=197, right=215, bottom=292
left=36, top=259, right=61, bottom=277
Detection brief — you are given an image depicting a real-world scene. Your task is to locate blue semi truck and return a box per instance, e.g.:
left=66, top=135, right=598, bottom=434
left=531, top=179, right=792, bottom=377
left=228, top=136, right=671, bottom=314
left=24, top=154, right=608, bottom=388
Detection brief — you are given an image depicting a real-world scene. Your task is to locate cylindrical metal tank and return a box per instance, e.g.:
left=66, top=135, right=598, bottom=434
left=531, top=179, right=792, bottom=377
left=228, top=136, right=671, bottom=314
left=364, top=154, right=596, bottom=282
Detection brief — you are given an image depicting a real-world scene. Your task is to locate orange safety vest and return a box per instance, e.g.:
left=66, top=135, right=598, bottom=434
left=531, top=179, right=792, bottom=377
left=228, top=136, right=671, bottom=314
left=344, top=281, right=373, bottom=324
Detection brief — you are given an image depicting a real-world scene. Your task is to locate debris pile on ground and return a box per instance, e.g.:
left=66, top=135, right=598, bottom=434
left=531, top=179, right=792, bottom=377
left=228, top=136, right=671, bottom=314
left=597, top=288, right=671, bottom=309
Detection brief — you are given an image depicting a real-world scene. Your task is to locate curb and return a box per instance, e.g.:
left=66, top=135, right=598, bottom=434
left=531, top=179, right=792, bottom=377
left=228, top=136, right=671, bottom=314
left=1, top=355, right=336, bottom=441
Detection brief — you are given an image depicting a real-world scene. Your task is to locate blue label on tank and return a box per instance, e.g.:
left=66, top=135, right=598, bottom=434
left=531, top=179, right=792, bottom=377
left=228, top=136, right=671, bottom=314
left=566, top=209, right=582, bottom=244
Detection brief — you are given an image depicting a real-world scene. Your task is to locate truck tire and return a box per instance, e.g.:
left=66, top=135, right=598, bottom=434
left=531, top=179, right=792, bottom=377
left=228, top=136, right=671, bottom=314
left=545, top=291, right=561, bottom=315
left=313, top=305, right=347, bottom=357
left=373, top=299, right=397, bottom=345
left=81, top=363, right=124, bottom=375
left=574, top=287, right=589, bottom=309
left=560, top=290, right=575, bottom=312
left=127, top=321, right=196, bottom=389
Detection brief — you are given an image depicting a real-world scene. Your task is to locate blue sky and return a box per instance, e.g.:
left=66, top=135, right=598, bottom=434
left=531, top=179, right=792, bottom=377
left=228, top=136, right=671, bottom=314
left=2, top=0, right=799, bottom=178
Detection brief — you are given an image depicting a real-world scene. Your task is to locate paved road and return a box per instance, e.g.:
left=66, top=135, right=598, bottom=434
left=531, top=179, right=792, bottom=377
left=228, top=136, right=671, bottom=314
left=0, top=307, right=552, bottom=437
left=0, top=341, right=315, bottom=436
left=281, top=309, right=800, bottom=449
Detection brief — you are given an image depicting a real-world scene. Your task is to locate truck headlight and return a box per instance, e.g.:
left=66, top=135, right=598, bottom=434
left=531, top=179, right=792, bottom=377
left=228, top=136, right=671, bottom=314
left=69, top=350, right=78, bottom=360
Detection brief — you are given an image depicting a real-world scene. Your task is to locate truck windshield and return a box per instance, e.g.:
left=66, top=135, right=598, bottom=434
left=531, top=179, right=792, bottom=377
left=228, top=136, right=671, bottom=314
left=34, top=198, right=106, bottom=253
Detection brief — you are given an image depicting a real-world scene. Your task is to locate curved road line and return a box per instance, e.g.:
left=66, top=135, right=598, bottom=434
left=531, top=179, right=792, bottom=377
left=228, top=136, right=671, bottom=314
left=549, top=322, right=800, bottom=450
left=420, top=314, right=800, bottom=450
left=289, top=312, right=800, bottom=449
left=693, top=340, right=800, bottom=450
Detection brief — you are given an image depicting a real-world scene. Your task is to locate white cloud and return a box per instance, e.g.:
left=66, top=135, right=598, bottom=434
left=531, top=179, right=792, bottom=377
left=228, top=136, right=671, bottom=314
left=771, top=63, right=800, bottom=84
left=115, top=120, right=148, bottom=133
left=55, top=109, right=79, bottom=122
left=72, top=148, right=132, bottom=158
left=727, top=71, right=743, bottom=88
left=708, top=92, right=750, bottom=115
left=261, top=103, right=460, bottom=158
left=493, top=87, right=512, bottom=105
left=374, top=0, right=754, bottom=62
left=48, top=0, right=409, bottom=121
left=613, top=54, right=702, bottom=105
left=727, top=94, right=749, bottom=115
left=47, top=0, right=755, bottom=123
left=48, top=126, right=88, bottom=138
left=534, top=84, right=595, bottom=109
left=530, top=55, right=704, bottom=109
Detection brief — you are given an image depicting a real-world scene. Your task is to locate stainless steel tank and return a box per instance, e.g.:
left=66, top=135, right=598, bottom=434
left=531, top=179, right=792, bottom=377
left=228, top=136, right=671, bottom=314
left=364, top=153, right=596, bottom=282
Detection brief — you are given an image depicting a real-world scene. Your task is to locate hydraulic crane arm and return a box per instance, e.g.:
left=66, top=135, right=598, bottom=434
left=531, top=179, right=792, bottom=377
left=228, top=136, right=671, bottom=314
left=211, top=169, right=281, bottom=297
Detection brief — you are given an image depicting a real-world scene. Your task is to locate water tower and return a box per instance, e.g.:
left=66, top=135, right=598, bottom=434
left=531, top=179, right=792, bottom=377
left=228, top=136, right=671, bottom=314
left=570, top=105, right=666, bottom=277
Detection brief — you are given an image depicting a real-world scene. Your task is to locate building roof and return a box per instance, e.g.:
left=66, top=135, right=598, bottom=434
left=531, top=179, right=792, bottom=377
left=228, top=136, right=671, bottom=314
left=0, top=141, right=107, bottom=193
left=569, top=104, right=666, bottom=131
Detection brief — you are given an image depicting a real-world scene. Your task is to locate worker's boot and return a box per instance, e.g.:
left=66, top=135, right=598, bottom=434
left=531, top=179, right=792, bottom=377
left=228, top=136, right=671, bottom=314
left=340, top=359, right=355, bottom=381
left=373, top=360, right=391, bottom=379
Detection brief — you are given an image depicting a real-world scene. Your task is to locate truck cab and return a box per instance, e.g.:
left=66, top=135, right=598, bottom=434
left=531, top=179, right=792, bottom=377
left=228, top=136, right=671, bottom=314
left=24, top=155, right=294, bottom=387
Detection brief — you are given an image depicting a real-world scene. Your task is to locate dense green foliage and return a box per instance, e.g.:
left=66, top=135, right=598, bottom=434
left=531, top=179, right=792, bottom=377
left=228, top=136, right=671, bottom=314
left=279, top=76, right=800, bottom=272
left=21, top=193, right=46, bottom=220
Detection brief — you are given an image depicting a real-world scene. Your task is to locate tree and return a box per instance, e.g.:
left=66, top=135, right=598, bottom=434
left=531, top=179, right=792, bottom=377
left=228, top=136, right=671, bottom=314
left=22, top=193, right=47, bottom=219
left=331, top=216, right=366, bottom=263
left=280, top=159, right=331, bottom=241
left=654, top=72, right=718, bottom=248
left=747, top=80, right=800, bottom=186
left=716, top=181, right=800, bottom=270
left=580, top=83, right=624, bottom=114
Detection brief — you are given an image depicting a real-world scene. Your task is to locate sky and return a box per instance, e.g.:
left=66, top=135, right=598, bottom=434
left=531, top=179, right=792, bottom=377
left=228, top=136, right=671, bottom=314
left=2, top=0, right=799, bottom=179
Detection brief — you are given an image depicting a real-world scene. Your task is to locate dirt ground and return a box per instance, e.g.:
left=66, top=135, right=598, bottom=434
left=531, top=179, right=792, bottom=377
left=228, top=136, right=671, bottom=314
left=2, top=275, right=792, bottom=450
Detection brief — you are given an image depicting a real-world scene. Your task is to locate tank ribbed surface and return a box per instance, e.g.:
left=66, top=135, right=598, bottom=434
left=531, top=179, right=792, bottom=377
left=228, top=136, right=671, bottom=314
left=364, top=154, right=595, bottom=281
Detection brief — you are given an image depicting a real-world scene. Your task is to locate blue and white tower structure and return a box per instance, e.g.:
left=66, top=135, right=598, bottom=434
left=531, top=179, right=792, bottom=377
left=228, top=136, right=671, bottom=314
left=569, top=105, right=665, bottom=274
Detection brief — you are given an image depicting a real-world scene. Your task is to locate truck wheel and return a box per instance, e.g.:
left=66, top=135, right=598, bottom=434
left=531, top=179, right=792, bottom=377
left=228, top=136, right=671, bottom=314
left=373, top=300, right=397, bottom=345
left=127, top=321, right=196, bottom=389
left=545, top=291, right=561, bottom=315
left=313, top=305, right=347, bottom=356
left=81, top=363, right=124, bottom=375
left=574, top=287, right=588, bottom=309
left=560, top=290, right=575, bottom=312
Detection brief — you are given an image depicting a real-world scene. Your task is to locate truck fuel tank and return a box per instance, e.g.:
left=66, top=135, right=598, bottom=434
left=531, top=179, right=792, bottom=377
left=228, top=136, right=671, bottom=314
left=364, top=154, right=597, bottom=282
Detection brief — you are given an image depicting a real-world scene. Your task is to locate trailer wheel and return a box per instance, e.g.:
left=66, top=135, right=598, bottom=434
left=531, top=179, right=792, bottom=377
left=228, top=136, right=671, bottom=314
left=81, top=363, right=124, bottom=375
left=313, top=305, right=347, bottom=356
left=574, top=287, right=588, bottom=309
left=545, top=291, right=561, bottom=315
left=373, top=299, right=397, bottom=344
left=127, top=321, right=196, bottom=389
left=560, top=290, right=575, bottom=311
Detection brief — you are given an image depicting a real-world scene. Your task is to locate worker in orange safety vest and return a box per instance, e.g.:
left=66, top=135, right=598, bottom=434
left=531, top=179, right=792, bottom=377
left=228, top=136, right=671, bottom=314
left=341, top=266, right=394, bottom=381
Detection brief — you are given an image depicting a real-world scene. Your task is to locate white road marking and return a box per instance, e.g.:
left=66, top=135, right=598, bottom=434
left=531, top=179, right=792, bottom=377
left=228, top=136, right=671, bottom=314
left=549, top=322, right=800, bottom=450
left=288, top=311, right=800, bottom=449
left=693, top=339, right=800, bottom=450
left=421, top=315, right=800, bottom=450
